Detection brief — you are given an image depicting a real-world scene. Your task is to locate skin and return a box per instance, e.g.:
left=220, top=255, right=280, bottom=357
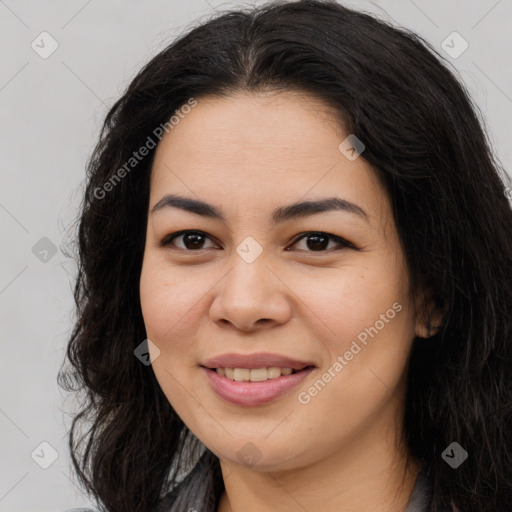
left=139, top=90, right=438, bottom=512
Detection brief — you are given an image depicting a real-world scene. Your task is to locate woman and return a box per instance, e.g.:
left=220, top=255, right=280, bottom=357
left=59, top=1, right=512, bottom=511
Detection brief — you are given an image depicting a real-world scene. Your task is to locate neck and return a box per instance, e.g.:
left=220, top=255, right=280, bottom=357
left=218, top=459, right=420, bottom=512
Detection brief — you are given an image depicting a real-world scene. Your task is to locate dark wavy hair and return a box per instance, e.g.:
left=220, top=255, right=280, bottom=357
left=58, top=1, right=512, bottom=511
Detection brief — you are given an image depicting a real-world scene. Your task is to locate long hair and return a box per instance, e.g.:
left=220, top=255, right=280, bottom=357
left=58, top=1, right=512, bottom=511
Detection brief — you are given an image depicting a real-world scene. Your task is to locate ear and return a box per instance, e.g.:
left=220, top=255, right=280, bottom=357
left=414, top=286, right=446, bottom=339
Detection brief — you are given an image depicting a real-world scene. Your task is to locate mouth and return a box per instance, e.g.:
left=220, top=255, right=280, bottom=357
left=199, top=353, right=317, bottom=406
left=200, top=365, right=316, bottom=407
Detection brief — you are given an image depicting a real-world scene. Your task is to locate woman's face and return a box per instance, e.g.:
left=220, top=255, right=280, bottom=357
left=139, top=91, right=425, bottom=471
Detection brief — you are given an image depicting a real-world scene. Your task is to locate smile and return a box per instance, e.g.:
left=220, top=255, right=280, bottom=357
left=201, top=365, right=316, bottom=406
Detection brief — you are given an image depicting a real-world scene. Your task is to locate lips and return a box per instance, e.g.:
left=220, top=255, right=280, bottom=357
left=200, top=352, right=317, bottom=406
left=201, top=352, right=316, bottom=371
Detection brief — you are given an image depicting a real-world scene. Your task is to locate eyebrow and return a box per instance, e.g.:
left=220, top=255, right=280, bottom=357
left=150, top=194, right=369, bottom=224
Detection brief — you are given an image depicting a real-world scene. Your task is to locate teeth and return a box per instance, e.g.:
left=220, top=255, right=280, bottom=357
left=216, top=366, right=298, bottom=382
left=248, top=368, right=267, bottom=382
left=233, top=368, right=250, bottom=381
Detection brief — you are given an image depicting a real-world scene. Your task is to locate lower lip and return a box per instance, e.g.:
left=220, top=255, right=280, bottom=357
left=201, top=366, right=315, bottom=406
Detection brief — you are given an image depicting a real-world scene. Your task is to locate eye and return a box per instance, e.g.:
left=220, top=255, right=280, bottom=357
left=287, top=232, right=356, bottom=252
left=159, top=230, right=218, bottom=251
left=159, top=230, right=356, bottom=253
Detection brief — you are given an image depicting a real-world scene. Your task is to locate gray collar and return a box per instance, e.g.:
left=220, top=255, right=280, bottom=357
left=405, top=465, right=433, bottom=512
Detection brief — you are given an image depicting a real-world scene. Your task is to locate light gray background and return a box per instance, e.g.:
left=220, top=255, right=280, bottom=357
left=1, top=0, right=511, bottom=510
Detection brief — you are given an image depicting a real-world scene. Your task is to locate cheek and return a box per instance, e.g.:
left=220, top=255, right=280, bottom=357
left=305, top=276, right=414, bottom=414
left=289, top=260, right=412, bottom=354
left=139, top=258, right=205, bottom=420
left=139, top=257, right=208, bottom=356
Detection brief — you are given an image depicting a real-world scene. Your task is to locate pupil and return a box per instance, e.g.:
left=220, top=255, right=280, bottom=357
left=184, top=232, right=204, bottom=249
left=307, top=233, right=328, bottom=251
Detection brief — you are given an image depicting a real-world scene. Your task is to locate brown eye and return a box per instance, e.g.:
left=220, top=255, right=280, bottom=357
left=288, top=232, right=356, bottom=252
left=159, top=230, right=356, bottom=253
left=160, top=230, right=217, bottom=251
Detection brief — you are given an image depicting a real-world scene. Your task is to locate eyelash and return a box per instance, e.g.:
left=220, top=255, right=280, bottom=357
left=159, top=230, right=357, bottom=253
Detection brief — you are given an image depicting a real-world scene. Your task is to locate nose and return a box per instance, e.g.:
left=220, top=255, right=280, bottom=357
left=209, top=253, right=292, bottom=332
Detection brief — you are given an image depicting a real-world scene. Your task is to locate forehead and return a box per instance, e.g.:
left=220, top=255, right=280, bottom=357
left=149, top=91, right=387, bottom=223
left=154, top=90, right=342, bottom=154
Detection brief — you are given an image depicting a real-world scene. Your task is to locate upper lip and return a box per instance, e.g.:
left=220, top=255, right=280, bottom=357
left=201, top=352, right=316, bottom=370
